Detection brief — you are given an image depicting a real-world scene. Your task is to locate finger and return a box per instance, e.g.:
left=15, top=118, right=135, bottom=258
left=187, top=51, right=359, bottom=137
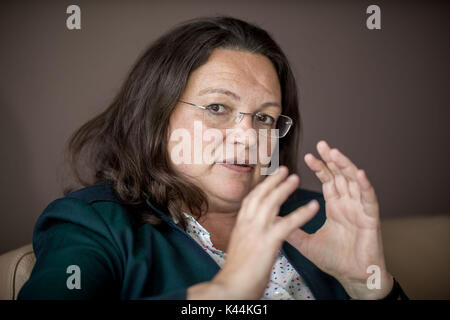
left=304, top=153, right=339, bottom=200
left=304, top=153, right=334, bottom=183
left=356, top=169, right=379, bottom=218
left=329, top=148, right=361, bottom=200
left=249, top=165, right=289, bottom=200
left=243, top=166, right=288, bottom=208
left=239, top=166, right=289, bottom=220
left=266, top=173, right=300, bottom=206
left=263, top=174, right=301, bottom=222
left=271, top=199, right=319, bottom=243
left=317, top=140, right=349, bottom=197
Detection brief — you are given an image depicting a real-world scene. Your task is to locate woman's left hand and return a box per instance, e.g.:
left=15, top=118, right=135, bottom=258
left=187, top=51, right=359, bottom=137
left=285, top=140, right=394, bottom=299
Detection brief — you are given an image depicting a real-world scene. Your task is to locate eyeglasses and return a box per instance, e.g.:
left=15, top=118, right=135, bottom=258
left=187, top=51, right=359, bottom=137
left=177, top=100, right=293, bottom=138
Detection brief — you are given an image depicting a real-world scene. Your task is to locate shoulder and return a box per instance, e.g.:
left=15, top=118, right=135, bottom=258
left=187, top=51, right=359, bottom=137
left=280, top=188, right=326, bottom=234
left=37, top=182, right=128, bottom=225
left=21, top=182, right=132, bottom=299
left=33, top=182, right=137, bottom=253
left=64, top=181, right=122, bottom=204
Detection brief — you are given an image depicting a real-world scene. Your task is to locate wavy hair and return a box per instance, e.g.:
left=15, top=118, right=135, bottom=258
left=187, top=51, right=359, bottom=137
left=63, top=15, right=302, bottom=230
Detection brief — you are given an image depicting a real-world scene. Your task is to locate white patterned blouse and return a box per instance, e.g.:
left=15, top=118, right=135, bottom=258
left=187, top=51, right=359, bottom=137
left=181, top=212, right=315, bottom=300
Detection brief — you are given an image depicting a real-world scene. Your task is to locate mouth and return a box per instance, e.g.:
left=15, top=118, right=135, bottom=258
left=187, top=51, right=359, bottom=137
left=217, top=161, right=255, bottom=173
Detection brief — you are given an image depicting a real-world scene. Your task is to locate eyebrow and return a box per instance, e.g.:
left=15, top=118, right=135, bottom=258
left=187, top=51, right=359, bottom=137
left=198, top=87, right=281, bottom=109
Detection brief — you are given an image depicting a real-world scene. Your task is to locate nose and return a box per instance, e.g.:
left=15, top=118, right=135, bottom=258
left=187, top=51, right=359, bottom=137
left=235, top=112, right=254, bottom=130
left=228, top=113, right=258, bottom=149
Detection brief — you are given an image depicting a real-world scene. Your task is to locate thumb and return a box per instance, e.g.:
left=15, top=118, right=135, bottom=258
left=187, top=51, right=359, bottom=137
left=272, top=199, right=318, bottom=248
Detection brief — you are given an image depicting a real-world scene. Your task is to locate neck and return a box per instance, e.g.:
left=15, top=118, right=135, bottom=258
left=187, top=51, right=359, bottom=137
left=182, top=192, right=242, bottom=222
left=197, top=209, right=238, bottom=226
left=197, top=210, right=238, bottom=253
left=181, top=200, right=240, bottom=253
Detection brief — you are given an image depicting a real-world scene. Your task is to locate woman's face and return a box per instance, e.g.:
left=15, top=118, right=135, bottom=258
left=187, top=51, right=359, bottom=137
left=168, top=48, right=282, bottom=212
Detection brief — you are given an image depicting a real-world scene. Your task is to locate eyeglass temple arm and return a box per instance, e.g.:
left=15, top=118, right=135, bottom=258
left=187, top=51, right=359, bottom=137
left=178, top=100, right=206, bottom=110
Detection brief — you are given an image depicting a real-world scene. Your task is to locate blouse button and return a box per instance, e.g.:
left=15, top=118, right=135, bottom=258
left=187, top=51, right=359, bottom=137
left=274, top=291, right=282, bottom=297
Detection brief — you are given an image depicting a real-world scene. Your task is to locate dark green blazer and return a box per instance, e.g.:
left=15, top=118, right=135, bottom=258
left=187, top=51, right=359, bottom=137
left=18, top=182, right=351, bottom=300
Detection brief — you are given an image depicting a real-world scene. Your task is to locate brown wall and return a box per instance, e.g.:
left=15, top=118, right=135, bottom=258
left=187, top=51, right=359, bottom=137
left=0, top=0, right=449, bottom=254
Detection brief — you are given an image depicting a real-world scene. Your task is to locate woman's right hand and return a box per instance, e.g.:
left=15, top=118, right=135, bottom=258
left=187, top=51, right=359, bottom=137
left=187, top=165, right=320, bottom=299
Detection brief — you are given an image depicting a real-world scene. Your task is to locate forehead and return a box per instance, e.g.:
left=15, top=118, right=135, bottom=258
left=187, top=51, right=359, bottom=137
left=184, top=49, right=281, bottom=101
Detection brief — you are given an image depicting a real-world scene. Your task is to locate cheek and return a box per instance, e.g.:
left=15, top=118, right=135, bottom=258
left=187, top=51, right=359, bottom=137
left=251, top=166, right=265, bottom=187
left=167, top=110, right=195, bottom=168
left=167, top=125, right=216, bottom=178
left=259, top=134, right=278, bottom=161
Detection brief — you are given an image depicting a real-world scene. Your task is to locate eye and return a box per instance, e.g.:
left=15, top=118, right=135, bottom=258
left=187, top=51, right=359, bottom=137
left=255, top=113, right=275, bottom=126
left=206, top=104, right=230, bottom=114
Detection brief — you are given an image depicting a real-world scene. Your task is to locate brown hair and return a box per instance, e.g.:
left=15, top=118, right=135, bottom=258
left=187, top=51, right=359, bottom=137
left=63, top=15, right=302, bottom=230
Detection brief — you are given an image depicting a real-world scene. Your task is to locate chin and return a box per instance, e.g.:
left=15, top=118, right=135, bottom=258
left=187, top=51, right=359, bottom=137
left=210, top=179, right=251, bottom=204
left=194, top=164, right=263, bottom=208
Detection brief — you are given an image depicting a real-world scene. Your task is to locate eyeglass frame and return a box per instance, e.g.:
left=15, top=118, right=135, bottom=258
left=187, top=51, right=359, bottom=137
left=177, top=99, right=293, bottom=138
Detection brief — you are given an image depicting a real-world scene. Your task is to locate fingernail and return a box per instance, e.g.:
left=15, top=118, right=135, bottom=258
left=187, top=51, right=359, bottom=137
left=276, top=166, right=286, bottom=174
left=308, top=200, right=318, bottom=209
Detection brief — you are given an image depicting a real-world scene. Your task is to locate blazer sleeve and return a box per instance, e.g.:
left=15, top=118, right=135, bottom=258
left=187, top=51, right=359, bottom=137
left=18, top=197, right=191, bottom=300
left=18, top=198, right=123, bottom=300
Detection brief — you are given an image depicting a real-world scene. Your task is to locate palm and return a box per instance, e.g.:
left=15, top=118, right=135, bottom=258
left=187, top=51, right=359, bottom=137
left=286, top=141, right=388, bottom=283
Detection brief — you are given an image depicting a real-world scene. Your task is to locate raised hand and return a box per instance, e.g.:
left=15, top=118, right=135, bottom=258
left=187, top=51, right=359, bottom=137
left=285, top=140, right=394, bottom=299
left=188, top=166, right=320, bottom=300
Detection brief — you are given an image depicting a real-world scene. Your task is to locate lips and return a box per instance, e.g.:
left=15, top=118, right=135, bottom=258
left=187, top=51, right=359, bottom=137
left=216, top=159, right=256, bottom=167
left=219, top=163, right=254, bottom=173
left=216, top=158, right=257, bottom=173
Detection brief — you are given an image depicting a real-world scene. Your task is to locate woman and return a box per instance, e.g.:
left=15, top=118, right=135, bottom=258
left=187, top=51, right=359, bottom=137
left=18, top=15, right=407, bottom=300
